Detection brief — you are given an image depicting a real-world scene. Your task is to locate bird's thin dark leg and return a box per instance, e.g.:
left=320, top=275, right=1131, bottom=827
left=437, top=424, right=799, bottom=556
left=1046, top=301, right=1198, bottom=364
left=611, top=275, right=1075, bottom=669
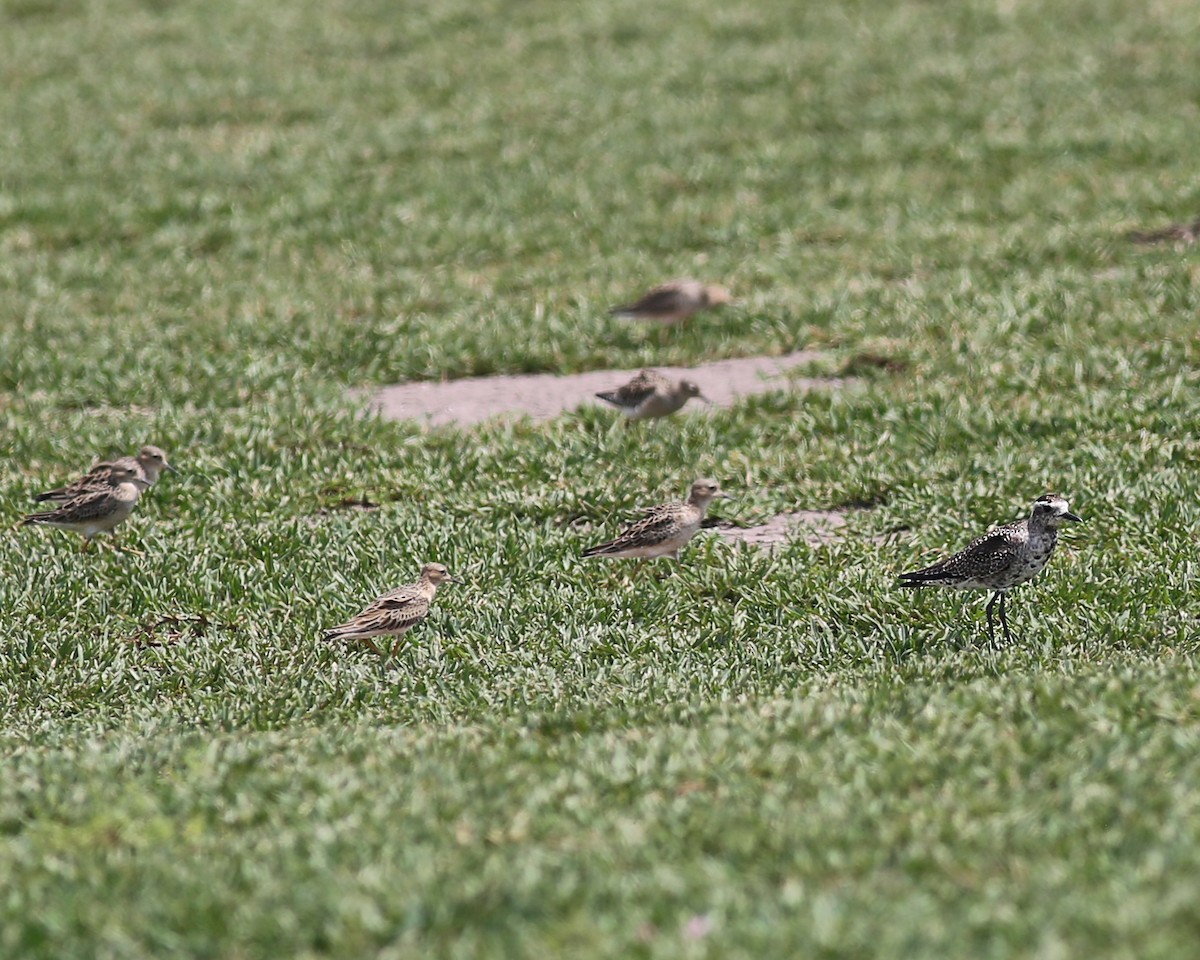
left=998, top=593, right=1012, bottom=644
left=985, top=592, right=1000, bottom=645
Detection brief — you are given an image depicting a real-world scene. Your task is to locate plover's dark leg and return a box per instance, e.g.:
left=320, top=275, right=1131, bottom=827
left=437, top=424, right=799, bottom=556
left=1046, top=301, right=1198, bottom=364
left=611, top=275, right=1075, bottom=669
left=985, top=592, right=1001, bottom=644
left=998, top=593, right=1013, bottom=644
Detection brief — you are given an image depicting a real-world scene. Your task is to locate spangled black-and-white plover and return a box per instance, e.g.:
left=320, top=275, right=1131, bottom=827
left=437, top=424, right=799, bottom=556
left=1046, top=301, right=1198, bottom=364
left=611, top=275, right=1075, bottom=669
left=899, top=493, right=1082, bottom=643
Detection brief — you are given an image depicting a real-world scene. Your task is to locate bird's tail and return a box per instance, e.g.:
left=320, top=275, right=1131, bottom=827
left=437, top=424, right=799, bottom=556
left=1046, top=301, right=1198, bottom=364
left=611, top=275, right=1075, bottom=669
left=896, top=569, right=944, bottom=587
left=594, top=391, right=619, bottom=406
left=582, top=542, right=617, bottom=558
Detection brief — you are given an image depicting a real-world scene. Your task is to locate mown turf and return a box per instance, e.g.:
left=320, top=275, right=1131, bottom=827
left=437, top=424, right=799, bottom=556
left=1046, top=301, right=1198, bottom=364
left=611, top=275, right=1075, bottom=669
left=3, top=0, right=1200, bottom=956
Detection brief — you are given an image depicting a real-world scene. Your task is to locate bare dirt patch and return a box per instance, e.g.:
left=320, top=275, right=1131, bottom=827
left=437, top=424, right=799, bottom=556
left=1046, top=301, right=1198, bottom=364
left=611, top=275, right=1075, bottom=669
left=362, top=351, right=839, bottom=427
left=712, top=510, right=851, bottom=550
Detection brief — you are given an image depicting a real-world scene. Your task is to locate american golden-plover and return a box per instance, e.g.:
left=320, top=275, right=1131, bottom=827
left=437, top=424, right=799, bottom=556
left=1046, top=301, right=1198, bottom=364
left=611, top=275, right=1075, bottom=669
left=583, top=478, right=730, bottom=561
left=22, top=464, right=151, bottom=550
left=35, top=444, right=174, bottom=503
left=595, top=369, right=709, bottom=421
left=898, top=493, right=1083, bottom=644
left=324, top=562, right=459, bottom=658
left=609, top=279, right=732, bottom=327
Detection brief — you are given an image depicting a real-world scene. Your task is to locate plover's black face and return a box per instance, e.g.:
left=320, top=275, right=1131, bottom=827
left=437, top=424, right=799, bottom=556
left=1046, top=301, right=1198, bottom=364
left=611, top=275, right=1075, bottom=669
left=1032, top=494, right=1082, bottom=526
left=680, top=380, right=703, bottom=399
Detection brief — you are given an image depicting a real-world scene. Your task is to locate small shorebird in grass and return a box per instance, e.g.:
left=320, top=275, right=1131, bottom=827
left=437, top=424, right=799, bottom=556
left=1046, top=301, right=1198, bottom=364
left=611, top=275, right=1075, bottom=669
left=609, top=279, right=732, bottom=328
left=583, top=478, right=730, bottom=563
left=22, top=464, right=151, bottom=551
left=324, top=562, right=459, bottom=659
left=1127, top=216, right=1200, bottom=246
left=35, top=444, right=175, bottom=503
left=595, top=369, right=709, bottom=421
left=898, top=493, right=1083, bottom=644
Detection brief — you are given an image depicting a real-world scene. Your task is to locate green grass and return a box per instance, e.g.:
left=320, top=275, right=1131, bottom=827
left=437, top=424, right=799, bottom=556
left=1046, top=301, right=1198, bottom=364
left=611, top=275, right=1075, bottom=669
left=3, top=0, right=1200, bottom=955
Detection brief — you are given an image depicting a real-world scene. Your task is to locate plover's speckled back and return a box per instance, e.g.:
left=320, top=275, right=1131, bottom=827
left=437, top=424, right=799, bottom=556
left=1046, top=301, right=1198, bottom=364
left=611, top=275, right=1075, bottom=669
left=324, top=562, right=458, bottom=658
left=35, top=445, right=175, bottom=503
left=898, top=493, right=1083, bottom=643
left=609, top=279, right=732, bottom=327
left=22, top=464, right=151, bottom=549
left=595, top=369, right=708, bottom=420
left=583, top=478, right=730, bottom=561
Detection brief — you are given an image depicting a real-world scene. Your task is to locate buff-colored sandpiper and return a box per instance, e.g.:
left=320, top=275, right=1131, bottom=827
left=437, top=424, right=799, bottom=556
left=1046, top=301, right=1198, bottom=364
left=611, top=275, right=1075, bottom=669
left=609, top=279, right=732, bottom=327
left=324, top=562, right=459, bottom=658
left=583, top=478, right=730, bottom=561
left=23, top=464, right=151, bottom=550
left=595, top=369, right=709, bottom=420
left=35, top=444, right=175, bottom=503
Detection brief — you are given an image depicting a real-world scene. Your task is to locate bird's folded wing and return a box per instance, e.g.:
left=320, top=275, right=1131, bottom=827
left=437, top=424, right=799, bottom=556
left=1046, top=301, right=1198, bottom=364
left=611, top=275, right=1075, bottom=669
left=37, top=461, right=120, bottom=500
left=612, top=381, right=658, bottom=406
left=616, top=287, right=685, bottom=315
left=936, top=529, right=1021, bottom=577
left=613, top=508, right=681, bottom=547
left=332, top=588, right=430, bottom=633
left=41, top=487, right=117, bottom=521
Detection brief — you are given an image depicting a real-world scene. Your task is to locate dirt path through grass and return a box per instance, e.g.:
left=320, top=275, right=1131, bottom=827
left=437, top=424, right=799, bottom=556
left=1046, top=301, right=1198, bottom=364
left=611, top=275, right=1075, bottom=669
left=362, top=350, right=840, bottom=426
